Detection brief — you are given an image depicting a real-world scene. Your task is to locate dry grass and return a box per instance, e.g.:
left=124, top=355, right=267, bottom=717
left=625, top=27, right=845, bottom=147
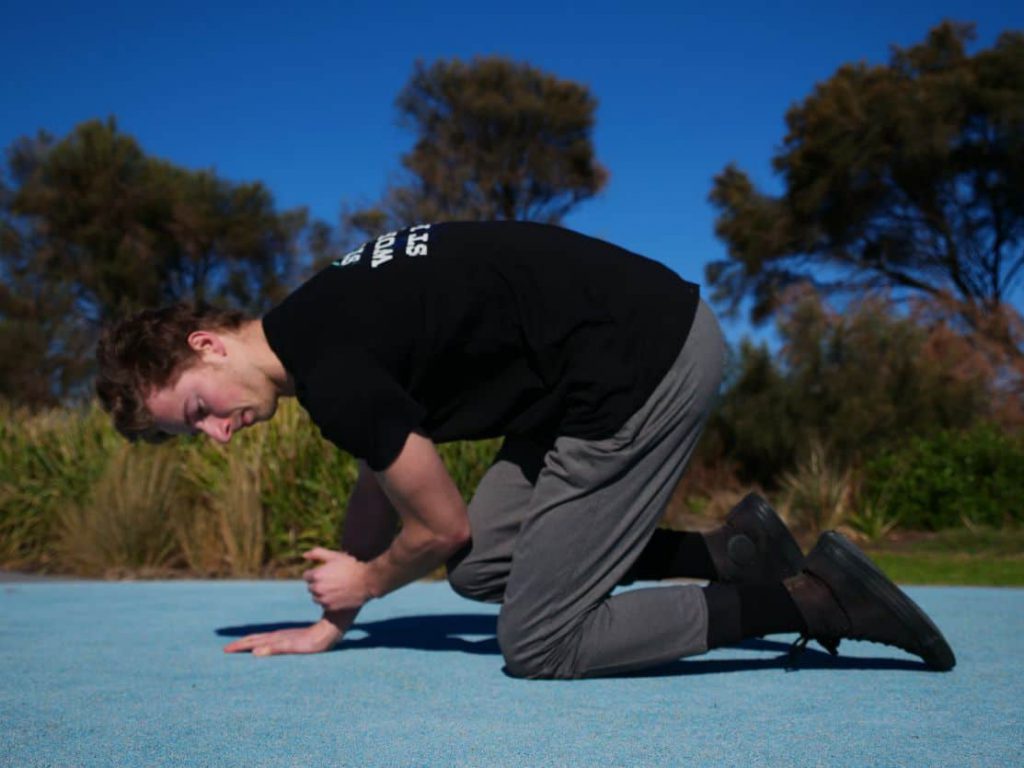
left=175, top=431, right=267, bottom=577
left=216, top=454, right=265, bottom=576
left=778, top=441, right=855, bottom=534
left=57, top=443, right=180, bottom=576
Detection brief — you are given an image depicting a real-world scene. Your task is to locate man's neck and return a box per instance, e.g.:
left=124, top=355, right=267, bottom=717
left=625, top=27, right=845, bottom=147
left=241, top=319, right=296, bottom=397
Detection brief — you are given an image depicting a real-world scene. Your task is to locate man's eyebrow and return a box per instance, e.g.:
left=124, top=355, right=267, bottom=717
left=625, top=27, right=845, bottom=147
left=182, top=398, right=190, bottom=427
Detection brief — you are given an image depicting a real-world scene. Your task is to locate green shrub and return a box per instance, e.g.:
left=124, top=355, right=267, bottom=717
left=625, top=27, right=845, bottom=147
left=863, top=424, right=1024, bottom=530
left=707, top=291, right=998, bottom=489
left=0, top=401, right=120, bottom=568
left=1, top=397, right=503, bottom=577
left=57, top=442, right=181, bottom=576
left=438, top=438, right=501, bottom=503
left=778, top=441, right=855, bottom=533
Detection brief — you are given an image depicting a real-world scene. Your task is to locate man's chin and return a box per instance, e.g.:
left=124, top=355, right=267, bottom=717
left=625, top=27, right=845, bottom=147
left=261, top=400, right=278, bottom=422
left=240, top=407, right=261, bottom=427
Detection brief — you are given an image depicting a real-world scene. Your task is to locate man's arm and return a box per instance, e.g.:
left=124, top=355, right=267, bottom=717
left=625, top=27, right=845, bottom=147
left=302, top=430, right=471, bottom=611
left=223, top=459, right=401, bottom=656
left=365, top=431, right=471, bottom=598
left=314, top=460, right=401, bottom=631
left=342, top=459, right=403, bottom=559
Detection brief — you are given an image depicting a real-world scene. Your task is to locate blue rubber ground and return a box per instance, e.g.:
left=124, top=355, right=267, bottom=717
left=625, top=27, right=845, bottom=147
left=1, top=580, right=1021, bottom=767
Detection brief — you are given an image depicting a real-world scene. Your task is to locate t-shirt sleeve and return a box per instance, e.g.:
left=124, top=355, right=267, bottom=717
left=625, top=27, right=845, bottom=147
left=297, top=349, right=427, bottom=472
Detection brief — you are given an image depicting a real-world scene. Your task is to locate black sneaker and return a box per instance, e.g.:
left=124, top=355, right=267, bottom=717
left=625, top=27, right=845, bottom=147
left=786, top=531, right=956, bottom=671
left=707, top=493, right=805, bottom=583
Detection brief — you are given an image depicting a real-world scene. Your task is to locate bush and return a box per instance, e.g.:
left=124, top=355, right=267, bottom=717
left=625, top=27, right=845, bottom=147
left=57, top=442, right=181, bottom=576
left=0, top=400, right=120, bottom=568
left=862, top=424, right=1024, bottom=530
left=707, top=290, right=1001, bottom=489
left=0, top=398, right=503, bottom=577
left=778, top=441, right=855, bottom=534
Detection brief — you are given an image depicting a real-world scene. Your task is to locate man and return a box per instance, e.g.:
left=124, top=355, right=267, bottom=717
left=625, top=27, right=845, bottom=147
left=96, top=221, right=954, bottom=678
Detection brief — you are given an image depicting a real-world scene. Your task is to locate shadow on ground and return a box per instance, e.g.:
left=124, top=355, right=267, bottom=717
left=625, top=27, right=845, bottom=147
left=216, top=614, right=928, bottom=675
left=218, top=614, right=500, bottom=655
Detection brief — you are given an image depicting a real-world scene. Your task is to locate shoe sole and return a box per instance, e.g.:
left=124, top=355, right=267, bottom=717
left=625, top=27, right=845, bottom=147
left=817, top=532, right=956, bottom=671
left=731, top=495, right=805, bottom=580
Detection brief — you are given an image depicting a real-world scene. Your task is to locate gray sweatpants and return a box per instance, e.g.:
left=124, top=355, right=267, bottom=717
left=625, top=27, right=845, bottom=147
left=446, top=300, right=726, bottom=678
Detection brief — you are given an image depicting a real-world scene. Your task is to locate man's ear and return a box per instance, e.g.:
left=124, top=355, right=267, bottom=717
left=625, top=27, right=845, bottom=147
left=186, top=330, right=227, bottom=358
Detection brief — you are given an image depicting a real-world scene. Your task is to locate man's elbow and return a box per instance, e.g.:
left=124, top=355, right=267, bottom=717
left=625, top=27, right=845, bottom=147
left=405, top=516, right=470, bottom=560
left=437, top=521, right=471, bottom=557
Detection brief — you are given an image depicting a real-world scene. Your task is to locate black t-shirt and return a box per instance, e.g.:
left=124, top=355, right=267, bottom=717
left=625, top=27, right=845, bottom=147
left=262, top=221, right=700, bottom=471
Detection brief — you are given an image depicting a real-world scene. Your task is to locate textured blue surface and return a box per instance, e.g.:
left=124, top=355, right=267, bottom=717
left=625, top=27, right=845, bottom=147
left=1, top=581, right=1021, bottom=767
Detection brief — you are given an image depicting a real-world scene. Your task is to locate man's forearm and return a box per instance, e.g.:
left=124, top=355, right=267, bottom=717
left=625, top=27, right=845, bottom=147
left=364, top=521, right=467, bottom=599
left=353, top=436, right=471, bottom=602
left=323, top=463, right=400, bottom=628
left=341, top=462, right=400, bottom=560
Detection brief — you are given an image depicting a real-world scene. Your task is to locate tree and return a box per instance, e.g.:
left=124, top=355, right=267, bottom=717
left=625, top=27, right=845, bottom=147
left=707, top=22, right=1024, bottom=360
left=0, top=118, right=308, bottom=407
left=705, top=287, right=999, bottom=488
left=8, top=118, right=306, bottom=321
left=342, top=56, right=607, bottom=244
left=1, top=133, right=92, bottom=406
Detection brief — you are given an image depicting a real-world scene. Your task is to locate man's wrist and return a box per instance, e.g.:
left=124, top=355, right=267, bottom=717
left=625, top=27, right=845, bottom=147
left=318, top=612, right=352, bottom=638
left=363, top=559, right=386, bottom=601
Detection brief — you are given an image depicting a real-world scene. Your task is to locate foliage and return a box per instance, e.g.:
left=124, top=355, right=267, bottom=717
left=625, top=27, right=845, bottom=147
left=437, top=438, right=502, bottom=504
left=846, top=499, right=901, bottom=542
left=707, top=21, right=1024, bottom=362
left=0, top=118, right=308, bottom=408
left=862, top=423, right=1024, bottom=530
left=0, top=398, right=500, bottom=577
left=57, top=442, right=181, bottom=576
left=707, top=288, right=995, bottom=487
left=237, top=397, right=355, bottom=570
left=0, top=400, right=119, bottom=567
left=337, top=56, right=607, bottom=252
left=4, top=392, right=1021, bottom=575
left=777, top=441, right=855, bottom=533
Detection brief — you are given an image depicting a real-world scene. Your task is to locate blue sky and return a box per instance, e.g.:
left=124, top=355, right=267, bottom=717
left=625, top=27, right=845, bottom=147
left=2, top=0, right=1021, bottom=345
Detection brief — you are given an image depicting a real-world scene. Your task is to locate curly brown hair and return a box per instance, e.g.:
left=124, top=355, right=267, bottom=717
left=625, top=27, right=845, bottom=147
left=96, top=302, right=252, bottom=442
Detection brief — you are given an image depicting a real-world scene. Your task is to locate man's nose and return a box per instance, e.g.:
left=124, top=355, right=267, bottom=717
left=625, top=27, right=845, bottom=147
left=202, top=417, right=232, bottom=444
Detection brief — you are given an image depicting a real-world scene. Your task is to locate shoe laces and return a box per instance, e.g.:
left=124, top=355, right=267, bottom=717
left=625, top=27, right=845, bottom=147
left=785, top=633, right=842, bottom=671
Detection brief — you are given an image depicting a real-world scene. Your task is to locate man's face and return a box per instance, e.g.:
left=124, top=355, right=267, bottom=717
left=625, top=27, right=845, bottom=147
left=144, top=335, right=278, bottom=444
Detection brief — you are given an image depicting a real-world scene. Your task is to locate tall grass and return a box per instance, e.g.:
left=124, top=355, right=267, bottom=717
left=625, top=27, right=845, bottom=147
left=57, top=442, right=181, bottom=576
left=6, top=397, right=1020, bottom=578
left=175, top=445, right=266, bottom=577
left=0, top=401, right=119, bottom=568
left=1, top=398, right=500, bottom=578
left=778, top=441, right=855, bottom=534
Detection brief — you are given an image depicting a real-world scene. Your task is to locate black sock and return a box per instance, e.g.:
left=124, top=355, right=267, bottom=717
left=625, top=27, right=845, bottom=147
left=737, top=582, right=807, bottom=638
left=704, top=583, right=742, bottom=647
left=704, top=582, right=807, bottom=649
left=621, top=529, right=719, bottom=583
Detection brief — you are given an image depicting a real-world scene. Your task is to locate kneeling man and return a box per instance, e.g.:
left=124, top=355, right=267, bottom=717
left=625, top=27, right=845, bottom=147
left=96, top=221, right=954, bottom=678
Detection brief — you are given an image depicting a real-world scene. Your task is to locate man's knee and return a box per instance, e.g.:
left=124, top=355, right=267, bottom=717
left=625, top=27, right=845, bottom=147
left=447, top=550, right=504, bottom=604
left=496, top=611, right=576, bottom=679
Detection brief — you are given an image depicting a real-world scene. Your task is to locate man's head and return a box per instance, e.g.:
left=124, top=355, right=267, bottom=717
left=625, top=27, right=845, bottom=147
left=96, top=302, right=288, bottom=444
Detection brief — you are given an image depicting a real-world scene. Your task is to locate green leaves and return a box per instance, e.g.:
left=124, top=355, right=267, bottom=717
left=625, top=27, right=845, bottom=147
left=863, top=424, right=1024, bottom=530
left=707, top=21, right=1024, bottom=359
left=1, top=397, right=501, bottom=577
left=1, top=118, right=307, bottom=408
left=706, top=289, right=996, bottom=489
left=344, top=56, right=607, bottom=240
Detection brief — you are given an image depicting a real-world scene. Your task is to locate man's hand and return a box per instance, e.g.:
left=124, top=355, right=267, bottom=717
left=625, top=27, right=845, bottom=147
left=223, top=616, right=346, bottom=657
left=302, top=547, right=372, bottom=612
